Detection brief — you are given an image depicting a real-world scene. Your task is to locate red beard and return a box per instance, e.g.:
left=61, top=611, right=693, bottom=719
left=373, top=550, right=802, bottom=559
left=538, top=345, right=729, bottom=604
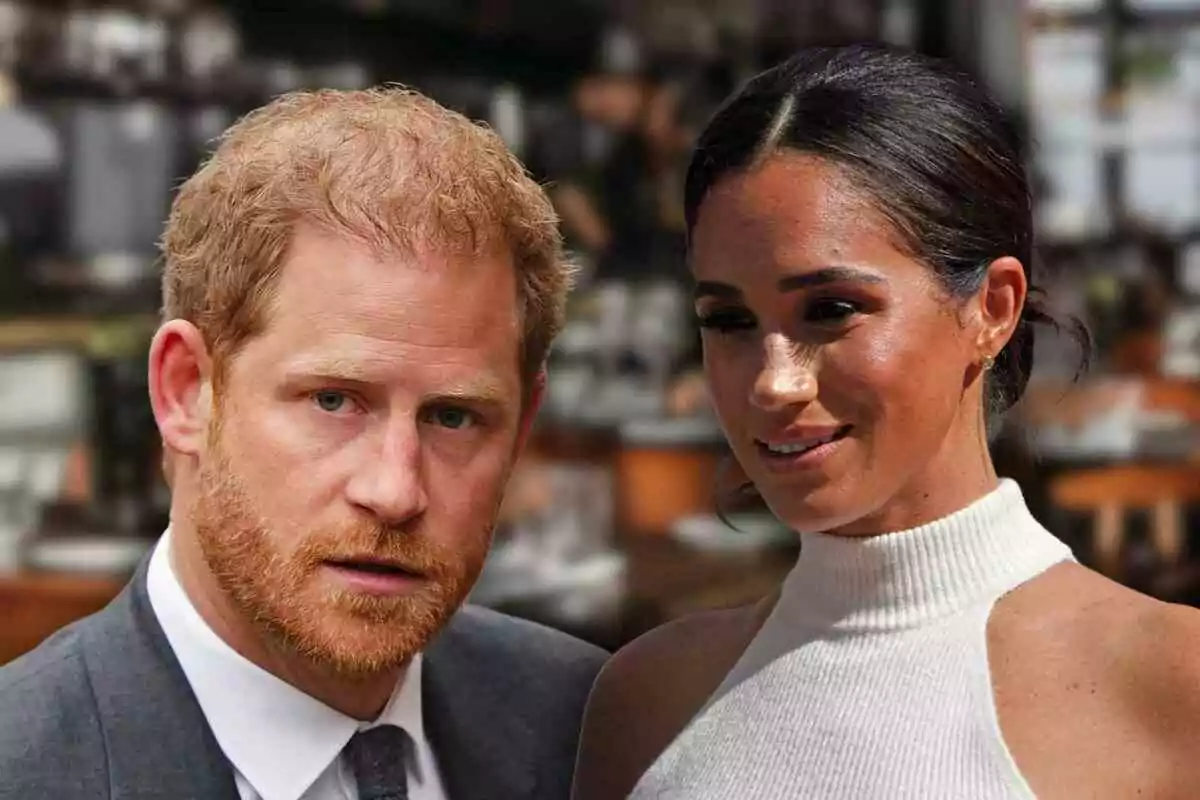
left=190, top=445, right=489, bottom=678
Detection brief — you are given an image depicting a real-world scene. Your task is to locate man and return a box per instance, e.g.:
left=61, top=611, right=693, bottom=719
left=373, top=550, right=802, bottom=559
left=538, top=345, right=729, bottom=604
left=0, top=87, right=606, bottom=799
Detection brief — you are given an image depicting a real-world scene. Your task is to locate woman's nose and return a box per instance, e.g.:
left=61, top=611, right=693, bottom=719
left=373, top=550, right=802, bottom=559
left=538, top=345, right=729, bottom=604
left=750, top=333, right=818, bottom=412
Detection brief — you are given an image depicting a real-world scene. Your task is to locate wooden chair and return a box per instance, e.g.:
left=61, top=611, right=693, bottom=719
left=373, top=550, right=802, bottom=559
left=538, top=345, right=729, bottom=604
left=1048, top=464, right=1200, bottom=580
left=1141, top=378, right=1200, bottom=424
left=0, top=572, right=123, bottom=664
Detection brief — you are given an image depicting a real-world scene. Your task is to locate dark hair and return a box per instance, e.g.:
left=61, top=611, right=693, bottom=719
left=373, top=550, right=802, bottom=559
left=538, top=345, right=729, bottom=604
left=685, top=42, right=1090, bottom=416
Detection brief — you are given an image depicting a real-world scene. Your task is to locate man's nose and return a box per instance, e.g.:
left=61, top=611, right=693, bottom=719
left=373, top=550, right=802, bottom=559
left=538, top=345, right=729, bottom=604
left=343, top=422, right=428, bottom=526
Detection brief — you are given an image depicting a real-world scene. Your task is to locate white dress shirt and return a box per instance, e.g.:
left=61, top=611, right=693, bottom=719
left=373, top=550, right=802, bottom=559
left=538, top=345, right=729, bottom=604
left=147, top=529, right=449, bottom=800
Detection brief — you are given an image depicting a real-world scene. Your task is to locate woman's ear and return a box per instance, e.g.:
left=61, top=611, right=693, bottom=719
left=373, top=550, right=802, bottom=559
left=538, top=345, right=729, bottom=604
left=975, top=256, right=1027, bottom=358
left=148, top=320, right=214, bottom=459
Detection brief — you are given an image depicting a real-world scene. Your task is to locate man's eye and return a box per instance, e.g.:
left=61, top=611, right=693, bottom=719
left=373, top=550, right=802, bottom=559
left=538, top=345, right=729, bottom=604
left=429, top=406, right=475, bottom=430
left=805, top=299, right=861, bottom=324
left=313, top=391, right=351, bottom=413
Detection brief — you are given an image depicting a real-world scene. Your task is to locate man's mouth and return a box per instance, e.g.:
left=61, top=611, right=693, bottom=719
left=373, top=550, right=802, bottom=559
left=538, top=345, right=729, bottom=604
left=319, top=556, right=428, bottom=597
left=323, top=557, right=423, bottom=581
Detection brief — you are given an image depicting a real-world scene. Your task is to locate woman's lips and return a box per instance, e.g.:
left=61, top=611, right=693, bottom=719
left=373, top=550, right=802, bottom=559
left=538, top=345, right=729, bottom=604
left=755, top=425, right=853, bottom=472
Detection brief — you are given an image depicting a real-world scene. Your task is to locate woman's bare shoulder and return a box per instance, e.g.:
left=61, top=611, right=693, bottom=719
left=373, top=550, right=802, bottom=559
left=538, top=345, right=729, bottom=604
left=571, top=596, right=775, bottom=800
left=1110, top=589, right=1200, bottom=790
left=991, top=561, right=1200, bottom=798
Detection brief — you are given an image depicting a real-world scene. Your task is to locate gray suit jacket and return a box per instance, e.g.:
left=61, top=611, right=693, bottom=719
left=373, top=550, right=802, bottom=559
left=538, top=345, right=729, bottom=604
left=0, top=560, right=607, bottom=800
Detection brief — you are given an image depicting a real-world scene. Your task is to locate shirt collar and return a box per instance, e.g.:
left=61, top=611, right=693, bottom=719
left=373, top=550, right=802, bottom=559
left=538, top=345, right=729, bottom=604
left=146, top=528, right=425, bottom=800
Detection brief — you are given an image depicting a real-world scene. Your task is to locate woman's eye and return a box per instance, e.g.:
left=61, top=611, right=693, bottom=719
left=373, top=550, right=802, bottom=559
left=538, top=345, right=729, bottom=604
left=805, top=298, right=861, bottom=324
left=696, top=308, right=756, bottom=333
left=313, top=391, right=352, bottom=413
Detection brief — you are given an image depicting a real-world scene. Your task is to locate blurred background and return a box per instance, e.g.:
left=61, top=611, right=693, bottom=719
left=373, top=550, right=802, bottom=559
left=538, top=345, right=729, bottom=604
left=1, top=0, right=1198, bottom=661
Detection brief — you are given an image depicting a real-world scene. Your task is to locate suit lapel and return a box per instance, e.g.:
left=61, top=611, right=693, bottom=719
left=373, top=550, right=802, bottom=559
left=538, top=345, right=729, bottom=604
left=422, top=612, right=538, bottom=800
left=81, top=561, right=239, bottom=800
left=81, top=565, right=544, bottom=800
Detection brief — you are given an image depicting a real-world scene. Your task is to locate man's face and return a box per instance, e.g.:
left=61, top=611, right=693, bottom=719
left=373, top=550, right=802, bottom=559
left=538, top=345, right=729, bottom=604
left=190, top=224, right=531, bottom=676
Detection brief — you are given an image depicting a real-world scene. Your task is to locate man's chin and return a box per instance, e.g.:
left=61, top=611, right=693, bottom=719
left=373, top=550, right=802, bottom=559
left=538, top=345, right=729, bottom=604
left=273, top=621, right=425, bottom=678
left=312, top=637, right=422, bottom=679
left=265, top=590, right=464, bottom=677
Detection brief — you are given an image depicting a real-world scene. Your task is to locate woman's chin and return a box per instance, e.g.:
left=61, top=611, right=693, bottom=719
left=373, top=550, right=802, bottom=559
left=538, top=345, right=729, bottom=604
left=760, top=484, right=863, bottom=536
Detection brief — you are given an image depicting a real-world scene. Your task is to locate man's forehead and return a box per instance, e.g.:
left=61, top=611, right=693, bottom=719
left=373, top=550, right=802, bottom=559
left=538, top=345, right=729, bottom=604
left=270, top=228, right=518, bottom=325
left=281, top=221, right=517, bottom=277
left=238, top=225, right=523, bottom=388
left=279, top=349, right=513, bottom=394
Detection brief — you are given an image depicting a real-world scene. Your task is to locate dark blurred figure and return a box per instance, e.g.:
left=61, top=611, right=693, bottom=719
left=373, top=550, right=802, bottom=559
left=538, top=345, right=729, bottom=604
left=0, top=75, right=62, bottom=308
left=530, top=64, right=691, bottom=285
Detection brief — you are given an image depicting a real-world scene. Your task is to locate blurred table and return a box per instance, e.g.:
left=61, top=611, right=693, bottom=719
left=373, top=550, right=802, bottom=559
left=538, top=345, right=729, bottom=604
left=491, top=532, right=797, bottom=652
left=1019, top=376, right=1200, bottom=464
left=619, top=533, right=796, bottom=632
left=0, top=313, right=158, bottom=352
left=496, top=417, right=796, bottom=650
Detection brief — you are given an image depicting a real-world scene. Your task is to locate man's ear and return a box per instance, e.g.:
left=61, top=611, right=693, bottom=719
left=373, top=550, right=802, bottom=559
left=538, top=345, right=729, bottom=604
left=148, top=320, right=215, bottom=459
left=974, top=256, right=1027, bottom=358
left=515, top=367, right=546, bottom=457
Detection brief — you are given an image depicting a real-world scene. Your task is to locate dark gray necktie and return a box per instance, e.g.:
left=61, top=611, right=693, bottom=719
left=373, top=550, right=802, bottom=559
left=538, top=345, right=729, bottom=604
left=343, top=726, right=410, bottom=800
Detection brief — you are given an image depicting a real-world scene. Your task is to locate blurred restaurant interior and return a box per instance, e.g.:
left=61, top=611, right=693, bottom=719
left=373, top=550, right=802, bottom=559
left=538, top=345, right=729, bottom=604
left=0, top=0, right=1198, bottom=659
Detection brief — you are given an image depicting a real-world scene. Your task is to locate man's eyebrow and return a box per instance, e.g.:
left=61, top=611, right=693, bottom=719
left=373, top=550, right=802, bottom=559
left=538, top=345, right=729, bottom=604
left=283, top=359, right=512, bottom=404
left=426, top=383, right=508, bottom=406
left=281, top=358, right=378, bottom=384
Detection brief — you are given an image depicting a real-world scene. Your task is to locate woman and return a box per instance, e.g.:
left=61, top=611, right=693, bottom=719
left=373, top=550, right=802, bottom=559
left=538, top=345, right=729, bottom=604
left=573, top=44, right=1200, bottom=799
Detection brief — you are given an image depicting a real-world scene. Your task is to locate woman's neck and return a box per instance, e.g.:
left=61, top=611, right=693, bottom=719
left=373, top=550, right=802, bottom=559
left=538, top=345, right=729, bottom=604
left=830, top=410, right=998, bottom=538
left=790, top=478, right=1069, bottom=629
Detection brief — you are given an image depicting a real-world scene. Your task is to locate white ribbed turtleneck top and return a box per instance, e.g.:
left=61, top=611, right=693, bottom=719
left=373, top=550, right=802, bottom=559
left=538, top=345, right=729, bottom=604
left=630, top=479, right=1074, bottom=799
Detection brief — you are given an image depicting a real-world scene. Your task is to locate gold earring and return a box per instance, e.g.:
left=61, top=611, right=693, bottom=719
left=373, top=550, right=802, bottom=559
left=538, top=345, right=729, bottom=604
left=981, top=354, right=995, bottom=372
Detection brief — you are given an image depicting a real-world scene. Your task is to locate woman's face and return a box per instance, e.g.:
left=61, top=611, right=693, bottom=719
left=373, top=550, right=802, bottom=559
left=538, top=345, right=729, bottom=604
left=692, top=153, right=1005, bottom=535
